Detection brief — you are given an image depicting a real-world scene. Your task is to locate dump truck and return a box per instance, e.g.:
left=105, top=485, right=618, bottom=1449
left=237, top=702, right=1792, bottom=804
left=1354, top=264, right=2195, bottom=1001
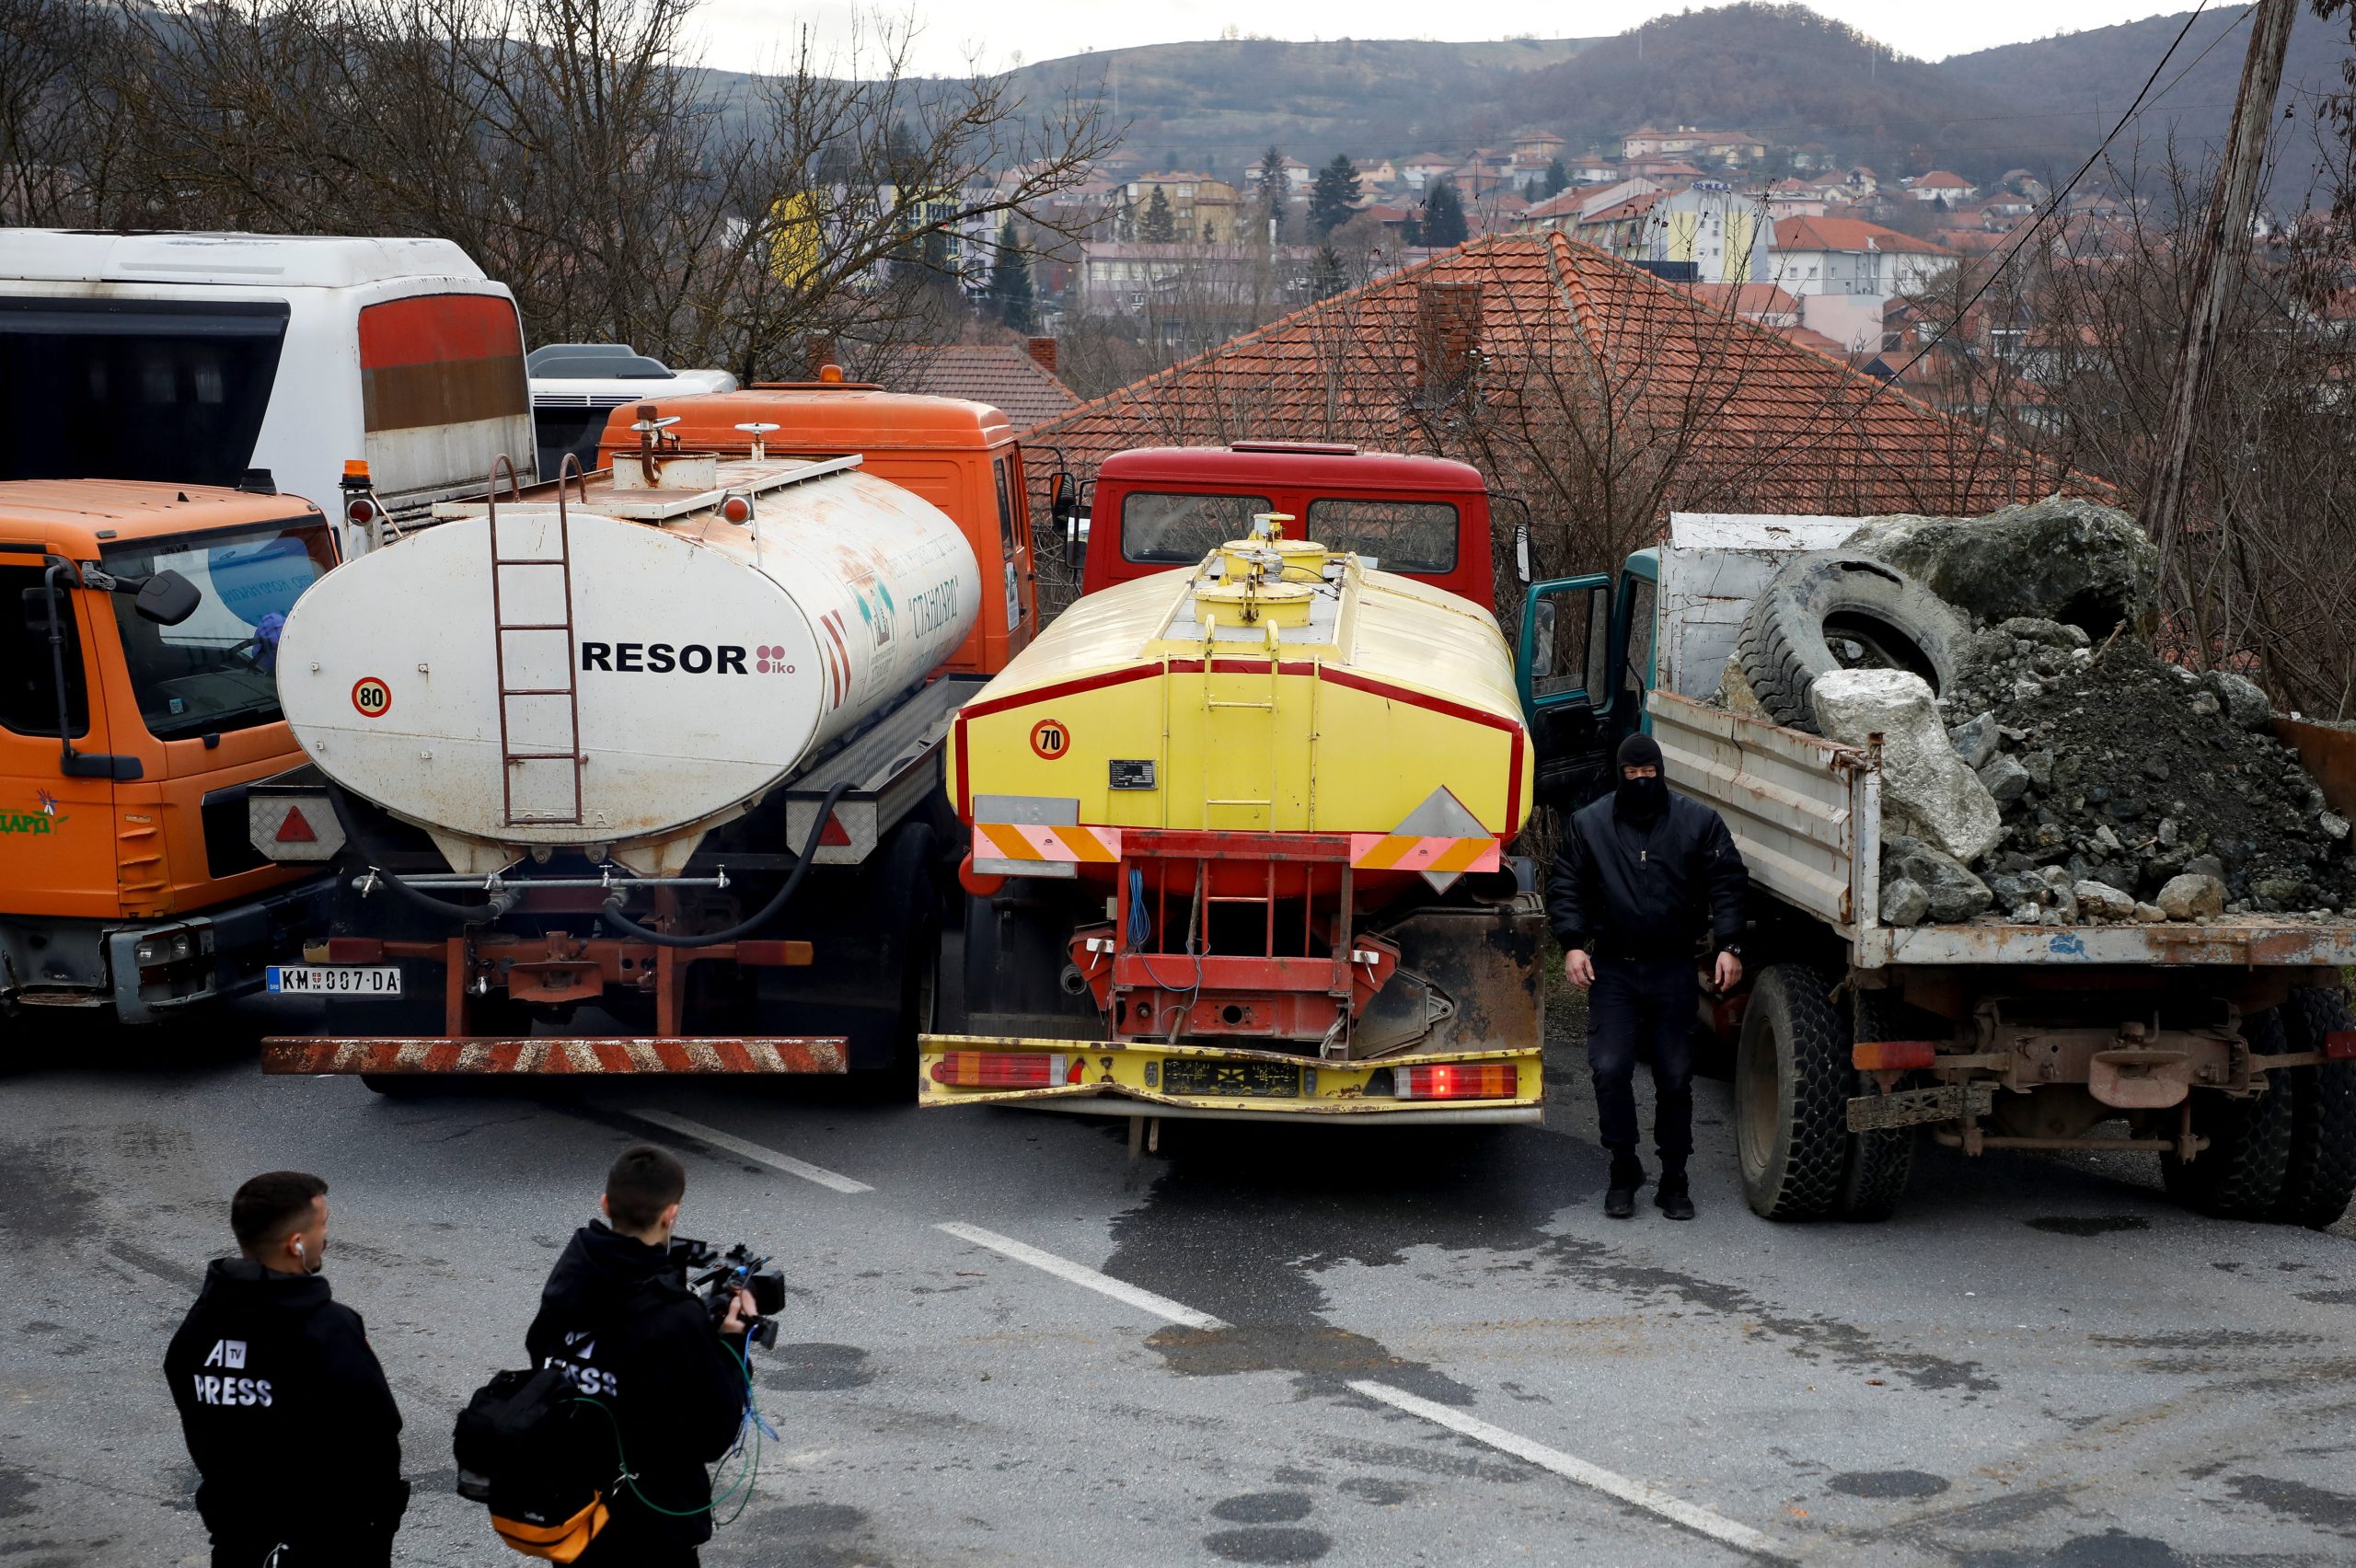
left=1521, top=513, right=2356, bottom=1225
left=916, top=487, right=1554, bottom=1128
left=2, top=479, right=340, bottom=1021
left=250, top=402, right=1019, bottom=1087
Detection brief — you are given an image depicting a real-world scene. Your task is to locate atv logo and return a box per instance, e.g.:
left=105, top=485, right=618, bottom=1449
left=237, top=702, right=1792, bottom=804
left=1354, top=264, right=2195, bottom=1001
left=203, top=1339, right=248, bottom=1369
left=581, top=641, right=747, bottom=674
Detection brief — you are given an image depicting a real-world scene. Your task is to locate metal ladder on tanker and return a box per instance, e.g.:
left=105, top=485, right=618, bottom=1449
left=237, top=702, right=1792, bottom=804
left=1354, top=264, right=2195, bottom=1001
left=486, top=455, right=585, bottom=826
left=1198, top=630, right=1282, bottom=832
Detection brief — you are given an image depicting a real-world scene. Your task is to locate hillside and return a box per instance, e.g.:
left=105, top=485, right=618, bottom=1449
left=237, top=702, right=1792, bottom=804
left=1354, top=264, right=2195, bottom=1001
left=1000, top=36, right=1600, bottom=172
left=974, top=5, right=2350, bottom=188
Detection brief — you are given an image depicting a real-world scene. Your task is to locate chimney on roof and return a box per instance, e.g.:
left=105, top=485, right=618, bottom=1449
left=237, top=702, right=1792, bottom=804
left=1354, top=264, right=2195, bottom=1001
left=1026, top=336, right=1058, bottom=376
left=1414, top=280, right=1483, bottom=412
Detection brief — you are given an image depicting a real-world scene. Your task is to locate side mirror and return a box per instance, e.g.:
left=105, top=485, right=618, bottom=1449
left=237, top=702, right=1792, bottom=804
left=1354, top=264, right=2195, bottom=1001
left=1513, top=522, right=1531, bottom=586
left=1049, top=471, right=1076, bottom=527
left=132, top=569, right=202, bottom=627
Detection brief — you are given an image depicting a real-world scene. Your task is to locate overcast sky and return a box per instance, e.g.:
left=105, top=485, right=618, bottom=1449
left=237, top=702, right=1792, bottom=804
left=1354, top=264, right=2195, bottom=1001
left=692, top=1, right=2212, bottom=80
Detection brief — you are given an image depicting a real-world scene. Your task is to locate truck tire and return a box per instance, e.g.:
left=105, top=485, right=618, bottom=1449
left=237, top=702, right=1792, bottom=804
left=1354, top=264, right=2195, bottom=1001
left=849, top=823, right=941, bottom=1100
left=1840, top=991, right=1919, bottom=1221
left=1734, top=963, right=1851, bottom=1220
left=2161, top=1008, right=2294, bottom=1220
left=1731, top=554, right=1969, bottom=733
left=2273, top=986, right=2356, bottom=1228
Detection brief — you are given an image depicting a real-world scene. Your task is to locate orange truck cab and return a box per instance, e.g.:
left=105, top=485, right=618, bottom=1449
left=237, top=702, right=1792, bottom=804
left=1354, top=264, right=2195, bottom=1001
left=1, top=480, right=340, bottom=1020
left=594, top=381, right=1041, bottom=674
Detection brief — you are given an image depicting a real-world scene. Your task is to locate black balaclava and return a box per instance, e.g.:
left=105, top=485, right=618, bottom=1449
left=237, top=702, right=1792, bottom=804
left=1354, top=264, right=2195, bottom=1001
left=1614, top=732, right=1669, bottom=824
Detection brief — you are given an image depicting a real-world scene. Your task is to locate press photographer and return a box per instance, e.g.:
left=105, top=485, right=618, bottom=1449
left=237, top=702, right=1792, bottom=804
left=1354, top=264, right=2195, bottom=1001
left=521, top=1145, right=762, bottom=1566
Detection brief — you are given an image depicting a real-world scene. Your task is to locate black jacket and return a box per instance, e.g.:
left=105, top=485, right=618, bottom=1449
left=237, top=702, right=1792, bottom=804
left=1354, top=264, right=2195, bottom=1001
left=525, top=1222, right=749, bottom=1546
left=1548, top=790, right=1748, bottom=958
left=165, top=1259, right=407, bottom=1541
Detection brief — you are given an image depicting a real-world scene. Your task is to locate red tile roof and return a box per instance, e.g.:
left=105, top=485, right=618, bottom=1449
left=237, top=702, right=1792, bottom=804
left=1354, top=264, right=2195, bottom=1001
left=1682, top=282, right=1801, bottom=318
left=1023, top=233, right=2067, bottom=523
left=894, top=345, right=1080, bottom=432
left=1773, top=216, right=1954, bottom=257
left=1908, top=170, right=1976, bottom=189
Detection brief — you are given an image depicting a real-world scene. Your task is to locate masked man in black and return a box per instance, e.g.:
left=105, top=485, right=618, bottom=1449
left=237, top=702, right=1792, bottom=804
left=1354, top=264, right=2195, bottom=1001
left=1549, top=732, right=1749, bottom=1219
left=527, top=1145, right=756, bottom=1567
left=165, top=1170, right=408, bottom=1566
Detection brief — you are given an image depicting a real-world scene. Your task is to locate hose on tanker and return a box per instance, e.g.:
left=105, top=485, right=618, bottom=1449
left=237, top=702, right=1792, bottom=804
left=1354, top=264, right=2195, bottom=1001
left=325, top=778, right=519, bottom=924
left=598, top=781, right=853, bottom=949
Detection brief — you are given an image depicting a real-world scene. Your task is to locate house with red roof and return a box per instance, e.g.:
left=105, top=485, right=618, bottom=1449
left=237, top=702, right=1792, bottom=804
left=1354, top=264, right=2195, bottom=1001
left=1769, top=217, right=1958, bottom=352
left=1904, top=170, right=1979, bottom=205
left=894, top=341, right=1080, bottom=433
left=1399, top=155, right=1458, bottom=191
left=1022, top=232, right=2067, bottom=572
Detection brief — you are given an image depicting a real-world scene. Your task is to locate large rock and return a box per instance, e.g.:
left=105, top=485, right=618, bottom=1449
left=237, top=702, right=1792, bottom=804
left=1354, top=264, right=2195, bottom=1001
left=1813, top=668, right=2004, bottom=863
left=1884, top=836, right=1994, bottom=922
left=2155, top=873, right=2226, bottom=919
left=2073, top=880, right=2137, bottom=920
left=1844, top=496, right=2159, bottom=638
left=2201, top=669, right=2272, bottom=732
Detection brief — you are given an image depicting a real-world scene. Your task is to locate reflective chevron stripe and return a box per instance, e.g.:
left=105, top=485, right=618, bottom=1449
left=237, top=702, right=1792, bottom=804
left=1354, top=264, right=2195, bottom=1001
left=1347, top=834, right=1501, bottom=874
left=972, top=823, right=1125, bottom=864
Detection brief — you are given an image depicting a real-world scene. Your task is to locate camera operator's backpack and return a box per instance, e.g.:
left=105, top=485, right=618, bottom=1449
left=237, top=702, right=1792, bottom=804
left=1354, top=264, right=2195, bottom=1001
left=454, top=1366, right=610, bottom=1562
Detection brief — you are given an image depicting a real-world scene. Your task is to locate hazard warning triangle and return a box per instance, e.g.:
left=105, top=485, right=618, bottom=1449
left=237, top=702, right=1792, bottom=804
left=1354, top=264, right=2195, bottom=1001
left=275, top=805, right=318, bottom=843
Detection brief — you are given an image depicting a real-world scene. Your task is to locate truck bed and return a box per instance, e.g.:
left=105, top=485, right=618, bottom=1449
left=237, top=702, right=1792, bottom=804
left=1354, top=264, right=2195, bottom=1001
left=1651, top=690, right=2356, bottom=969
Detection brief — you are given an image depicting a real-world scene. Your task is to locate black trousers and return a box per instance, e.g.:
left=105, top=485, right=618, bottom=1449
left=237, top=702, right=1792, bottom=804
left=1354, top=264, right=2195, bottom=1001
left=1587, top=954, right=1699, bottom=1161
left=577, top=1520, right=701, bottom=1567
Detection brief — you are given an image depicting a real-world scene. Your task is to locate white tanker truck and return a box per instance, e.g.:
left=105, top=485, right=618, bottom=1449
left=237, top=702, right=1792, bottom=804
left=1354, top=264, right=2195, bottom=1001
left=248, top=425, right=991, bottom=1087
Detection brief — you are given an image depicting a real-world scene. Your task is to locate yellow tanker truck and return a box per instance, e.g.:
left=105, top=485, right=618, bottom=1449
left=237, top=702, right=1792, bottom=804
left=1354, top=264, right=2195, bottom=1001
left=918, top=499, right=1598, bottom=1127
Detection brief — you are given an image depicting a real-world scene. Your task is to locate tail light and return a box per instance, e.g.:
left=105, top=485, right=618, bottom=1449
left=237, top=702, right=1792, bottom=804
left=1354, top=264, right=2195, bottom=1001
left=719, top=494, right=754, bottom=525
left=2324, top=1032, right=2356, bottom=1061
left=930, top=1052, right=1083, bottom=1088
left=1396, top=1062, right=1518, bottom=1100
left=1854, top=1041, right=1938, bottom=1071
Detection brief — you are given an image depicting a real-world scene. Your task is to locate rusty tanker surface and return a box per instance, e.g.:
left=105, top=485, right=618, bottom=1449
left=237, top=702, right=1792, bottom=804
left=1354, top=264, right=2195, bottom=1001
left=921, top=524, right=1550, bottom=1124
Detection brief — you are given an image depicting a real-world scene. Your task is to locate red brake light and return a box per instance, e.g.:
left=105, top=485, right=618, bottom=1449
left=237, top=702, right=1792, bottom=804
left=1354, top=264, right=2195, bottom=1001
left=2325, top=1032, right=2356, bottom=1061
left=345, top=497, right=377, bottom=525
left=1854, top=1041, right=1938, bottom=1071
left=720, top=495, right=754, bottom=525
left=1398, top=1062, right=1517, bottom=1100
left=930, top=1052, right=1063, bottom=1088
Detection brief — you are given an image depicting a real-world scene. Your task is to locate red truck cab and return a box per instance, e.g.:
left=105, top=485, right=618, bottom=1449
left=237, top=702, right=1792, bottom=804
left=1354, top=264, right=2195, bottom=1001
left=1076, top=443, right=1496, bottom=607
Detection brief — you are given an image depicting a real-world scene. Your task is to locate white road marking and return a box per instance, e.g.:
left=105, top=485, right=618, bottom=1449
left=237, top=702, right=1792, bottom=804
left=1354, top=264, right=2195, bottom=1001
left=933, top=1222, right=1229, bottom=1330
left=1345, top=1379, right=1779, bottom=1558
left=633, top=1111, right=872, bottom=1193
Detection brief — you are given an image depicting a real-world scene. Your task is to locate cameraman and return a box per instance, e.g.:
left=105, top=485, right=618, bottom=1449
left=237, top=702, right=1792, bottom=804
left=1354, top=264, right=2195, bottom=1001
left=528, top=1145, right=754, bottom=1567
left=165, top=1170, right=407, bottom=1565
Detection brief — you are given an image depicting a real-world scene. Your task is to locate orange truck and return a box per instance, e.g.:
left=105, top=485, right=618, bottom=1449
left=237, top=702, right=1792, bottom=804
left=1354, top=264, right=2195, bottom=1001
left=1, top=479, right=341, bottom=1022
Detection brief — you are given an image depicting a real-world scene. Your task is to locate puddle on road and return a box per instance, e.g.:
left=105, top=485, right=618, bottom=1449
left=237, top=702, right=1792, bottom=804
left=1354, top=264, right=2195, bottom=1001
left=1831, top=1468, right=1952, bottom=1498
left=2027, top=1216, right=2152, bottom=1237
left=1099, top=1122, right=1998, bottom=1400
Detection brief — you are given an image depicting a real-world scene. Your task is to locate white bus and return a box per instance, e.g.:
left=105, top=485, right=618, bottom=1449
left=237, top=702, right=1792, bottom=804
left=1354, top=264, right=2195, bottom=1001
left=0, top=230, right=536, bottom=552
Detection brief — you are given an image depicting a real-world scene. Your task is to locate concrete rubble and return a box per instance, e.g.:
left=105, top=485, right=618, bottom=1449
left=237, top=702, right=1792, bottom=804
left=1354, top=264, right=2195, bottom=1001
left=1714, top=500, right=2356, bottom=928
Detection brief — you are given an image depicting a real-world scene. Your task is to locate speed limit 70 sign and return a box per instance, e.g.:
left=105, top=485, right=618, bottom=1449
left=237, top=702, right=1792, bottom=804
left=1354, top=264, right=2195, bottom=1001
left=351, top=676, right=393, bottom=719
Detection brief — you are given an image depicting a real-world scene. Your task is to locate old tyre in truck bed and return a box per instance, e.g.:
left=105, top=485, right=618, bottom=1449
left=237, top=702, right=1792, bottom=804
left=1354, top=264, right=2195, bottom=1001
left=2273, top=986, right=2356, bottom=1228
left=1735, top=963, right=1853, bottom=1220
left=2161, top=1008, right=2293, bottom=1220
left=1731, top=553, right=1969, bottom=732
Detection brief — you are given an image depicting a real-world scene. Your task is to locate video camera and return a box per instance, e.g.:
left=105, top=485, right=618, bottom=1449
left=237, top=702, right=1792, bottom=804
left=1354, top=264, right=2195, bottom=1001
left=673, top=1238, right=786, bottom=1350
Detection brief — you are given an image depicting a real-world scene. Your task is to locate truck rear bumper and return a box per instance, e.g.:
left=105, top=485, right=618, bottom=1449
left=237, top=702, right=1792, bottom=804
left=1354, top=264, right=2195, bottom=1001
left=918, top=1033, right=1543, bottom=1123
left=260, top=1036, right=849, bottom=1076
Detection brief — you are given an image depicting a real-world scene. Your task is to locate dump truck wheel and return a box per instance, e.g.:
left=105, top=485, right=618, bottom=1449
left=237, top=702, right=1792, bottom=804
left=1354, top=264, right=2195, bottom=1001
left=848, top=823, right=940, bottom=1101
left=2274, top=986, right=2356, bottom=1228
left=1731, top=553, right=1969, bottom=732
left=1734, top=963, right=1851, bottom=1220
left=1840, top=991, right=1919, bottom=1222
left=2161, top=1008, right=2294, bottom=1220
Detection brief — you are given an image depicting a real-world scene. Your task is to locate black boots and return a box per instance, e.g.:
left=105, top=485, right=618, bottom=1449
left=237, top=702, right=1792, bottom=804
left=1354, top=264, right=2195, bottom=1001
left=1655, top=1163, right=1695, bottom=1221
left=1604, top=1150, right=1643, bottom=1218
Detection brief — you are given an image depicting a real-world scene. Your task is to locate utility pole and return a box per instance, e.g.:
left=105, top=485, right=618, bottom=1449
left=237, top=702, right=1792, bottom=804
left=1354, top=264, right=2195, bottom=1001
left=2144, top=0, right=2297, bottom=575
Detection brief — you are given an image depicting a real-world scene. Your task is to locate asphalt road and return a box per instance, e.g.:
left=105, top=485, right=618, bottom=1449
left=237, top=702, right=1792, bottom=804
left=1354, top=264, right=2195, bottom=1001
left=6, top=997, right=2356, bottom=1568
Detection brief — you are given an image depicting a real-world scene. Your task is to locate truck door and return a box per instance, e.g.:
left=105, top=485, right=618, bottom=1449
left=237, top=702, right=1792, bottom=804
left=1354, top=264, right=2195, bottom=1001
left=0, top=557, right=120, bottom=921
left=1516, top=575, right=1613, bottom=808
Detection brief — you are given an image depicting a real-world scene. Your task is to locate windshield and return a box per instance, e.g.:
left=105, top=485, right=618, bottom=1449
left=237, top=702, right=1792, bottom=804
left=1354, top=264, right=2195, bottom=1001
left=102, top=520, right=337, bottom=741
left=1120, top=491, right=1275, bottom=564
left=0, top=297, right=290, bottom=487
left=1302, top=498, right=1461, bottom=573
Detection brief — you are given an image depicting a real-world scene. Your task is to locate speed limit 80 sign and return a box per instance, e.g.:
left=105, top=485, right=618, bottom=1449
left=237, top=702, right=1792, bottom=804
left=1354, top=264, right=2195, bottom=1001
left=351, top=676, right=393, bottom=719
